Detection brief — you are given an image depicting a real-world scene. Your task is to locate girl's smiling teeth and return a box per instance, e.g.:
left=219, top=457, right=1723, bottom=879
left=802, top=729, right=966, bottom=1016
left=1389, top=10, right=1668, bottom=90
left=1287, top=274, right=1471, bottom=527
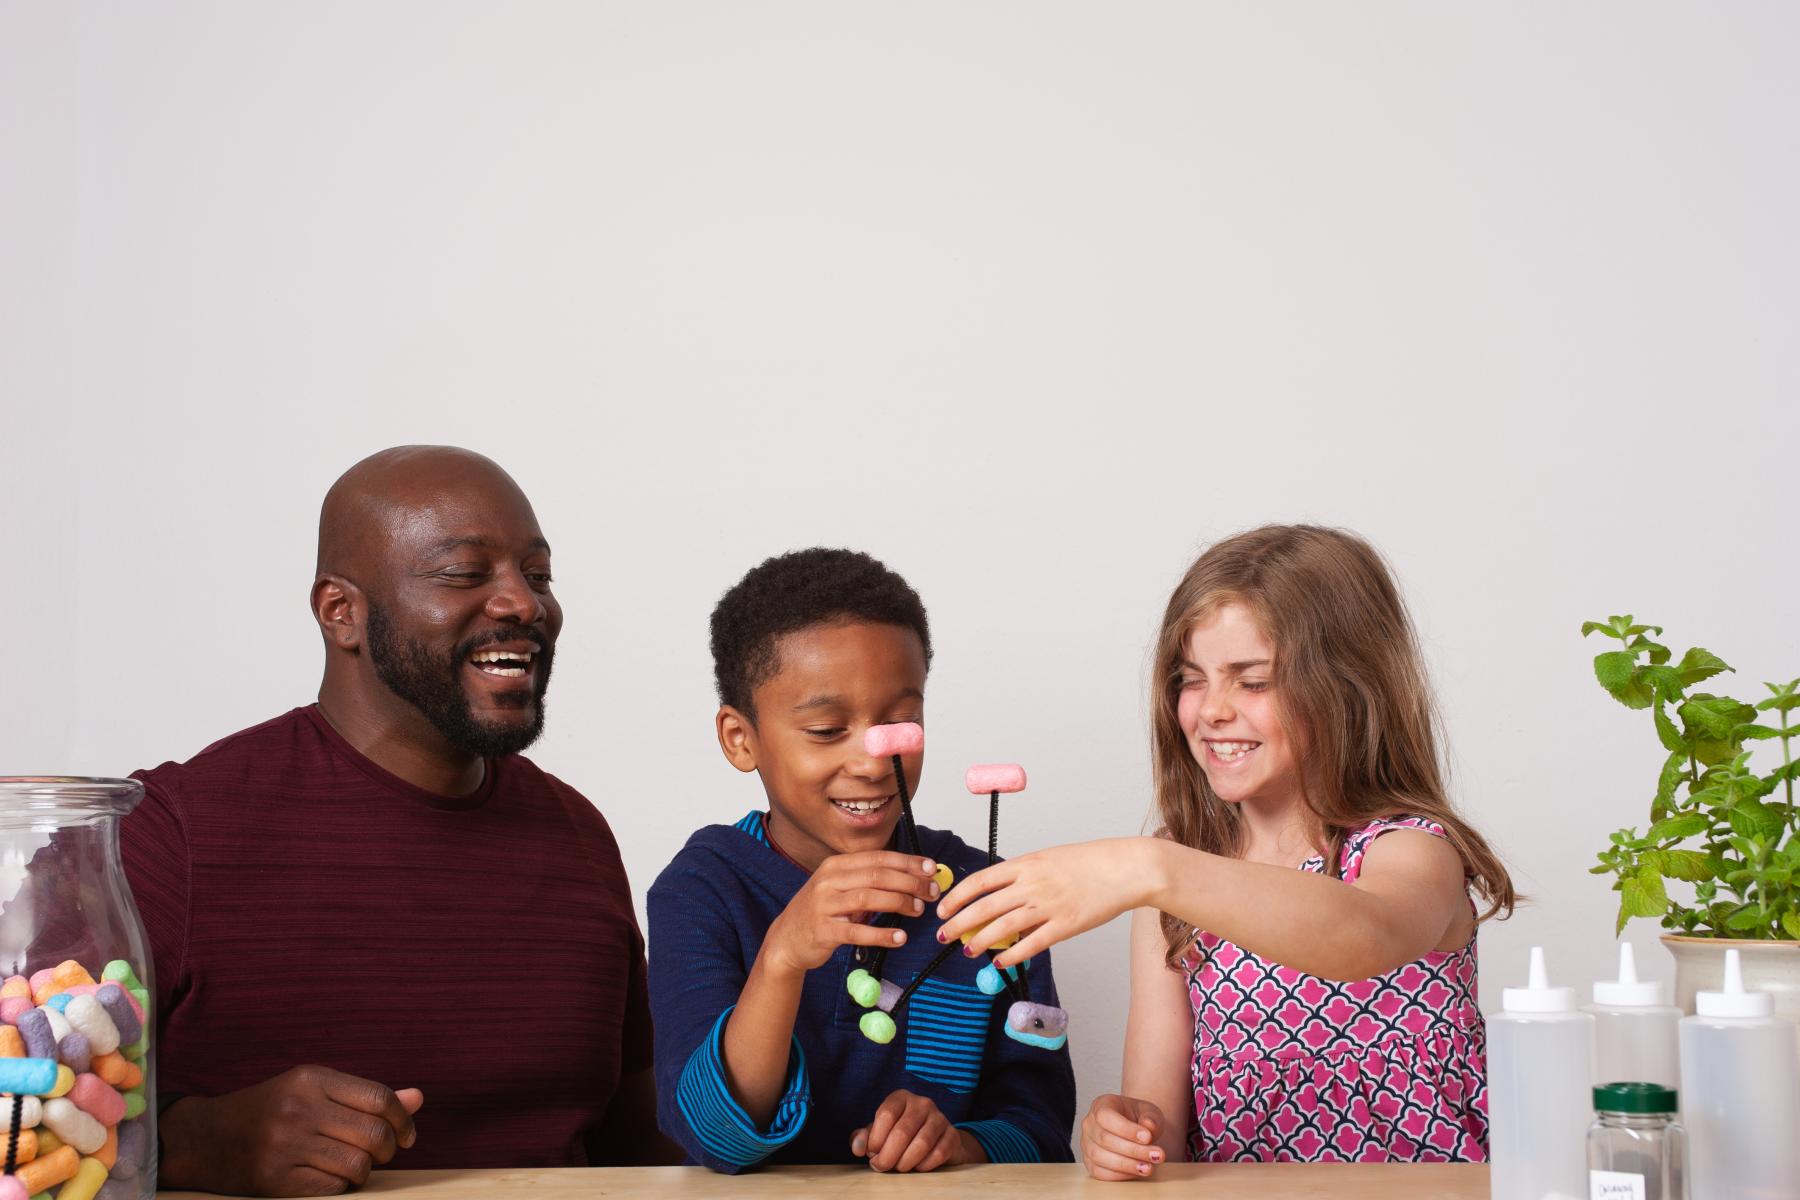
left=1207, top=740, right=1261, bottom=762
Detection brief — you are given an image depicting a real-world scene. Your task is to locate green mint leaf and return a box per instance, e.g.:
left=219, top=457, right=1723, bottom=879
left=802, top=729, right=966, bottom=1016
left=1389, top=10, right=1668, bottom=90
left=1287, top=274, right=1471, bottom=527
left=1680, top=695, right=1757, bottom=740
left=1733, top=723, right=1782, bottom=741
left=1654, top=706, right=1687, bottom=752
left=1643, top=666, right=1686, bottom=703
left=1725, top=906, right=1768, bottom=932
left=1620, top=877, right=1663, bottom=921
left=1660, top=850, right=1713, bottom=881
left=1582, top=620, right=1625, bottom=640
left=1595, top=651, right=1639, bottom=691
left=1727, top=804, right=1787, bottom=840
left=1649, top=813, right=1710, bottom=841
left=1782, top=912, right=1800, bottom=940
left=1676, top=647, right=1732, bottom=686
left=1755, top=693, right=1800, bottom=715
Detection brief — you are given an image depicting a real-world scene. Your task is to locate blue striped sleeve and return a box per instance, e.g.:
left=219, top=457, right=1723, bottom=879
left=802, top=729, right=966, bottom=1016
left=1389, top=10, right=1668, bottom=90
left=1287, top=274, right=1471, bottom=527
left=673, top=1007, right=810, bottom=1171
left=956, top=1118, right=1042, bottom=1163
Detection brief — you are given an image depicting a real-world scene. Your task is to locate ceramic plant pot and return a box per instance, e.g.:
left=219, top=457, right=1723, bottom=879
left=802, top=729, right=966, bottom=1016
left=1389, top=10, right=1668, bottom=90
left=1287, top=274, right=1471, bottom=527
left=1662, top=934, right=1800, bottom=1054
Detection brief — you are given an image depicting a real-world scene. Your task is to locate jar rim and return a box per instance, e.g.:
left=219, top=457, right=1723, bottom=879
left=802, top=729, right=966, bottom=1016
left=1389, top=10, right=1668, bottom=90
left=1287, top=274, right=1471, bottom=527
left=0, top=777, right=144, bottom=818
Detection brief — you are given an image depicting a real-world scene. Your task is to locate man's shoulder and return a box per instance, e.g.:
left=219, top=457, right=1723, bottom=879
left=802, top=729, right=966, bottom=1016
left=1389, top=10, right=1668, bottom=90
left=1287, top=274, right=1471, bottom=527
left=132, top=706, right=320, bottom=795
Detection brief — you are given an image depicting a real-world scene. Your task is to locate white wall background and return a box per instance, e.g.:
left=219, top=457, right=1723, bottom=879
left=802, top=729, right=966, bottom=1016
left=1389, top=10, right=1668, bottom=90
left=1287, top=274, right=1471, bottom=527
left=4, top=1, right=1798, bottom=1148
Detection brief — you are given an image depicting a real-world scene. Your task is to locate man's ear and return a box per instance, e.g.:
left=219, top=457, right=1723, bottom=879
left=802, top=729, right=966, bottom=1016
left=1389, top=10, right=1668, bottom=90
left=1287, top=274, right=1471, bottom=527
left=716, top=706, right=759, bottom=773
left=312, top=574, right=365, bottom=651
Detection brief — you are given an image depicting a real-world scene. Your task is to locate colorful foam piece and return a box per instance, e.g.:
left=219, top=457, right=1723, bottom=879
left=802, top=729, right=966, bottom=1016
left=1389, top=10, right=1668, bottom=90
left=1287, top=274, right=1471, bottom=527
left=1004, top=1001, right=1069, bottom=1051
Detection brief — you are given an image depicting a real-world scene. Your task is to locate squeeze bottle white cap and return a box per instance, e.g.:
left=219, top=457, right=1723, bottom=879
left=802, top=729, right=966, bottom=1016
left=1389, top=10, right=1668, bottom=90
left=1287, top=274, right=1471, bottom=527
left=1591, top=942, right=1666, bottom=1007
left=1695, top=948, right=1773, bottom=1018
left=1502, top=946, right=1576, bottom=1013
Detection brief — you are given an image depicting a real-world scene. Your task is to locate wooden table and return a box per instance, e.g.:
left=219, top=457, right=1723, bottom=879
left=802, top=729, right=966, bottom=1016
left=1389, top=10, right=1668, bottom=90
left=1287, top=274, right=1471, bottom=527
left=160, top=1163, right=1490, bottom=1198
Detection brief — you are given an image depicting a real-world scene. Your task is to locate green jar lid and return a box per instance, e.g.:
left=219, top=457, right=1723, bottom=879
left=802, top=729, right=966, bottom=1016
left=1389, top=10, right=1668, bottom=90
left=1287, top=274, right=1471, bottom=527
left=1594, top=1082, right=1678, bottom=1113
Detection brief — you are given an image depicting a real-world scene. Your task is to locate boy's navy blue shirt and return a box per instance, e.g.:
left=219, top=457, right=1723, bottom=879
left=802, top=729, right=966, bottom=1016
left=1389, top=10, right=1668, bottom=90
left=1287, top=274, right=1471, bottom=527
left=648, top=811, right=1076, bottom=1173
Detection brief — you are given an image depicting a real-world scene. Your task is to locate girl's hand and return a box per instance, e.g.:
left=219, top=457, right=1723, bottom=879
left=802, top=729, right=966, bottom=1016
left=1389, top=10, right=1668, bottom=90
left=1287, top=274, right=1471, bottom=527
left=850, top=1089, right=976, bottom=1172
left=1081, top=1094, right=1169, bottom=1180
left=935, top=838, right=1162, bottom=969
left=763, top=851, right=940, bottom=977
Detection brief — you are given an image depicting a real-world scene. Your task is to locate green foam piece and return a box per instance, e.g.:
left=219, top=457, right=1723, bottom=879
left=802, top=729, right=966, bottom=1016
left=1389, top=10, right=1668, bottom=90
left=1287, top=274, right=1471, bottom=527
left=845, top=969, right=880, bottom=1008
left=123, top=1089, right=146, bottom=1119
left=858, top=1010, right=896, bottom=1044
left=102, top=960, right=139, bottom=987
left=129, top=986, right=150, bottom=1015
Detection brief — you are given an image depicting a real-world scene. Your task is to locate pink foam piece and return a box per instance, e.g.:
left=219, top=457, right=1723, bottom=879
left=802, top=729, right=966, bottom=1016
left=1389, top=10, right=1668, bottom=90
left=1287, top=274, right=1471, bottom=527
left=63, top=983, right=99, bottom=997
left=864, top=722, right=924, bottom=757
left=28, top=968, right=54, bottom=992
left=0, top=1172, right=26, bottom=1200
left=965, top=763, right=1027, bottom=794
left=69, top=1071, right=126, bottom=1126
left=0, top=996, right=30, bottom=1025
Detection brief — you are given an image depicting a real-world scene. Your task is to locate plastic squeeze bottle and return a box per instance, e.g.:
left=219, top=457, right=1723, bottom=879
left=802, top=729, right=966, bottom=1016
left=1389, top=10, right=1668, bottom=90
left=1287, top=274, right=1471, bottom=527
left=1585, top=942, right=1681, bottom=1090
left=1678, top=948, right=1800, bottom=1200
left=1487, top=946, right=1593, bottom=1200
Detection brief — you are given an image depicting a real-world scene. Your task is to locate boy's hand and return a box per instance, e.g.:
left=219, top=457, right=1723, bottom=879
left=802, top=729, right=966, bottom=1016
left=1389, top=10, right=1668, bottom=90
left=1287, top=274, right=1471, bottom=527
left=1080, top=1094, right=1168, bottom=1180
left=762, top=851, right=940, bottom=976
left=850, top=1089, right=977, bottom=1172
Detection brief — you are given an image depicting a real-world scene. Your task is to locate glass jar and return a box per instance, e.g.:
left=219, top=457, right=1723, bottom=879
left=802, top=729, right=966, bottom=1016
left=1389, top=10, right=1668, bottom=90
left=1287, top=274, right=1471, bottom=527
left=1587, top=1082, right=1685, bottom=1200
left=0, top=777, right=155, bottom=1200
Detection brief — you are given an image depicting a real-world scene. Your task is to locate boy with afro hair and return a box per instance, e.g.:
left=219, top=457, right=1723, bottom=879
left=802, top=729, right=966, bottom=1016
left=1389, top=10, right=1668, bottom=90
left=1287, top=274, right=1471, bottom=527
left=648, top=548, right=1075, bottom=1173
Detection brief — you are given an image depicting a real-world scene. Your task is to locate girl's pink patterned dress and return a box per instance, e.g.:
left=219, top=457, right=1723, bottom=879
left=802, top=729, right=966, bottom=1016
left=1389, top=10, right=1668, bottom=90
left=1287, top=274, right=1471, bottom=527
left=1183, top=816, right=1488, bottom=1162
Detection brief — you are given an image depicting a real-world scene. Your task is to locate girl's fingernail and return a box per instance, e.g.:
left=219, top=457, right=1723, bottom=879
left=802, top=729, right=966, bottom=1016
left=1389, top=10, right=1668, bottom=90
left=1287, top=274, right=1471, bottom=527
left=964, top=945, right=977, bottom=957
left=1138, top=1163, right=1150, bottom=1176
left=936, top=930, right=947, bottom=943
left=1150, top=1151, right=1163, bottom=1162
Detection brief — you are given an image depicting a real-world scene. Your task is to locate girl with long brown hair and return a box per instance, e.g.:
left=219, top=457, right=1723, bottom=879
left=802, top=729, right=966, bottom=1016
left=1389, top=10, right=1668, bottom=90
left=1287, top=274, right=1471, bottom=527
left=936, top=525, right=1514, bottom=1174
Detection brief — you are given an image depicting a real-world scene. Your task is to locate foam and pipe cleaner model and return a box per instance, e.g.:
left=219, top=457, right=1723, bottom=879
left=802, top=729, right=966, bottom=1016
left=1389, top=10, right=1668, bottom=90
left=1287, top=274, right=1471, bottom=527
left=844, top=724, right=1069, bottom=1051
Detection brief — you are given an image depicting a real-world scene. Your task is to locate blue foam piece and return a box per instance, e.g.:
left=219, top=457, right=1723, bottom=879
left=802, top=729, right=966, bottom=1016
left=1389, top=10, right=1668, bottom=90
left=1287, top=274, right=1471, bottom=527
left=46, top=992, right=73, bottom=1012
left=0, top=1056, right=59, bottom=1095
left=1003, top=1025, right=1068, bottom=1051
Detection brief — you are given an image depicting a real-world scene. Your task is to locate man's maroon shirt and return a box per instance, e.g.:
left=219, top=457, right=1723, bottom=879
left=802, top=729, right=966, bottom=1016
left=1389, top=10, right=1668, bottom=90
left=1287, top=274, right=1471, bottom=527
left=123, top=706, right=652, bottom=1168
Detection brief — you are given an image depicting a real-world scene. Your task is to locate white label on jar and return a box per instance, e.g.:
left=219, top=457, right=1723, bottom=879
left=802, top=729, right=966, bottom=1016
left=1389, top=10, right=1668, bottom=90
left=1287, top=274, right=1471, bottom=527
left=1589, top=1169, right=1645, bottom=1200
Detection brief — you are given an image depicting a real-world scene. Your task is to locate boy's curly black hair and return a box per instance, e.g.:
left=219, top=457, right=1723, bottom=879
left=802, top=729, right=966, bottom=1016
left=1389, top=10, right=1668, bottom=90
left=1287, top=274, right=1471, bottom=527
left=710, top=547, right=932, bottom=720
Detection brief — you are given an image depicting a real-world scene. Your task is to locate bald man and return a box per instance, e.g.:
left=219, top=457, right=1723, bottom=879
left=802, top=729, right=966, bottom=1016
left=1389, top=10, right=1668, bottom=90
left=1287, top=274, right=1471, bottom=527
left=123, top=447, right=673, bottom=1196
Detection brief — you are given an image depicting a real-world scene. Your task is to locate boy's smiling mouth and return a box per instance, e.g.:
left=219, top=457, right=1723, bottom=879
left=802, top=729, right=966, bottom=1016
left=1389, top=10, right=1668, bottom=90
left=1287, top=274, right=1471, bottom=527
left=831, top=793, right=895, bottom=820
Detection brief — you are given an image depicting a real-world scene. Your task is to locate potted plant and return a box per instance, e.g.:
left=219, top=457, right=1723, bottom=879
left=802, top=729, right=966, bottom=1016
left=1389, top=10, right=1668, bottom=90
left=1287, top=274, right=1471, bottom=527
left=1585, top=614, right=1800, bottom=1023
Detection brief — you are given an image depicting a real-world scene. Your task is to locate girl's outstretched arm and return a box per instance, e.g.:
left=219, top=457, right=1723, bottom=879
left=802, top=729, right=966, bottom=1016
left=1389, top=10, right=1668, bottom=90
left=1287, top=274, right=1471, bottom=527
left=1080, top=907, right=1192, bottom=1180
left=936, top=831, right=1471, bottom=981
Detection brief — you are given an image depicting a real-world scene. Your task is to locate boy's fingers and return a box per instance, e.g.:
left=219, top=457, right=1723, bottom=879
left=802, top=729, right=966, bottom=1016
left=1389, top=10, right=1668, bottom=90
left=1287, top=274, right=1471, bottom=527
left=849, top=1127, right=870, bottom=1158
left=864, top=1093, right=907, bottom=1154
left=893, top=1120, right=942, bottom=1173
left=838, top=887, right=931, bottom=917
left=872, top=1102, right=930, bottom=1171
left=837, top=922, right=909, bottom=949
left=829, top=867, right=940, bottom=904
left=923, top=1124, right=960, bottom=1172
left=828, top=852, right=938, bottom=879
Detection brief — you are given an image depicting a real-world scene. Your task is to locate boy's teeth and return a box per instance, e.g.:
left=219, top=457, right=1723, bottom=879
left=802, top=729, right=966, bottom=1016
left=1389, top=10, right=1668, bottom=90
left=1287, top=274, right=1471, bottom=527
left=833, top=797, right=891, bottom=814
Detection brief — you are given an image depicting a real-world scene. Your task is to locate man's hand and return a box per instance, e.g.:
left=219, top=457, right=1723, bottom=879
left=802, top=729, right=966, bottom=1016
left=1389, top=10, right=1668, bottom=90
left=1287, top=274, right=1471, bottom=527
left=849, top=1089, right=980, bottom=1172
left=761, top=851, right=939, bottom=977
left=160, top=1065, right=424, bottom=1196
left=1080, top=1093, right=1168, bottom=1180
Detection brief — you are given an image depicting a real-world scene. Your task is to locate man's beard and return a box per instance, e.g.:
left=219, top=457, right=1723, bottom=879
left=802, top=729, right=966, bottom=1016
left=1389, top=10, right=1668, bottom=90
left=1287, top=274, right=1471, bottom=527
left=365, top=603, right=553, bottom=758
